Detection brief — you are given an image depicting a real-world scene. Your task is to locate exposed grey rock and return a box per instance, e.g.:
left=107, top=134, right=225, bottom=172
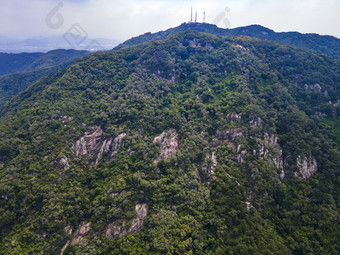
left=254, top=133, right=285, bottom=179
left=245, top=201, right=252, bottom=211
left=110, top=133, right=127, bottom=158
left=264, top=133, right=278, bottom=147
left=64, top=225, right=72, bottom=235
left=106, top=223, right=126, bottom=239
left=237, top=148, right=247, bottom=164
left=60, top=240, right=70, bottom=255
left=95, top=137, right=113, bottom=166
left=315, top=112, right=327, bottom=118
left=249, top=117, right=263, bottom=129
left=189, top=39, right=201, bottom=48
left=304, top=83, right=322, bottom=94
left=204, top=152, right=217, bottom=180
left=59, top=158, right=70, bottom=171
left=94, top=133, right=126, bottom=166
left=226, top=113, right=242, bottom=121
left=170, top=205, right=178, bottom=214
left=61, top=116, right=74, bottom=122
left=110, top=193, right=119, bottom=198
left=71, top=126, right=103, bottom=158
left=71, top=222, right=91, bottom=245
left=216, top=128, right=245, bottom=151
left=153, top=129, right=179, bottom=162
left=106, top=203, right=148, bottom=239
left=296, top=155, right=317, bottom=180
left=128, top=203, right=148, bottom=234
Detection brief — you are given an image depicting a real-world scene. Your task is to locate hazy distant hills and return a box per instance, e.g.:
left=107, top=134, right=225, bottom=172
left=114, top=23, right=340, bottom=59
left=0, top=36, right=120, bottom=53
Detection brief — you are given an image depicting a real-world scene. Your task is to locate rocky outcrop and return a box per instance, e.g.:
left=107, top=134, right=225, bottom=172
left=71, top=222, right=91, bottom=245
left=226, top=113, right=242, bottom=121
left=61, top=240, right=70, bottom=255
left=110, top=133, right=127, bottom=158
left=128, top=203, right=148, bottom=234
left=249, top=117, right=263, bottom=129
left=216, top=128, right=244, bottom=149
left=204, top=152, right=217, bottom=181
left=189, top=39, right=201, bottom=48
left=304, top=83, right=322, bottom=94
left=71, top=126, right=103, bottom=158
left=95, top=138, right=113, bottom=166
left=153, top=129, right=179, bottom=162
left=254, top=133, right=285, bottom=179
left=106, top=222, right=126, bottom=239
left=71, top=127, right=127, bottom=166
left=106, top=203, right=147, bottom=239
left=237, top=145, right=247, bottom=164
left=59, top=158, right=70, bottom=171
left=296, top=156, right=317, bottom=180
left=95, top=133, right=126, bottom=166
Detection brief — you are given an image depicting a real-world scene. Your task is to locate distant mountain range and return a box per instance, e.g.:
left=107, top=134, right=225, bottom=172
left=0, top=36, right=120, bottom=53
left=114, top=23, right=340, bottom=59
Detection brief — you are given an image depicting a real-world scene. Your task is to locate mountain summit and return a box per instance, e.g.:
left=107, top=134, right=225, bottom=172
left=115, top=23, right=340, bottom=59
left=0, top=30, right=340, bottom=254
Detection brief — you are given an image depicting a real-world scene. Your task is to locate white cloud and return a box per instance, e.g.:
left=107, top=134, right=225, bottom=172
left=0, top=0, right=339, bottom=41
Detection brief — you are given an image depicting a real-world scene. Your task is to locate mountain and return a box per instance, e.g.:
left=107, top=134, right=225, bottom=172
left=0, top=52, right=45, bottom=76
left=114, top=23, right=340, bottom=59
left=0, top=36, right=120, bottom=53
left=1, top=30, right=340, bottom=254
left=0, top=49, right=90, bottom=108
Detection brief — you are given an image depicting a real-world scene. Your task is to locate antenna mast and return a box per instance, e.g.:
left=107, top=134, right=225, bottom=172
left=195, top=11, right=197, bottom=22
left=203, top=12, right=205, bottom=23
left=190, top=7, right=193, bottom=22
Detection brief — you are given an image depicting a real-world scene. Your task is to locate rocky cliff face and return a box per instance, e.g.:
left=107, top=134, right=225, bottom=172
left=95, top=133, right=126, bottom=166
left=153, top=129, right=179, bottom=162
left=105, top=203, right=148, bottom=239
left=296, top=156, right=317, bottom=180
left=71, top=126, right=103, bottom=158
left=70, top=126, right=126, bottom=167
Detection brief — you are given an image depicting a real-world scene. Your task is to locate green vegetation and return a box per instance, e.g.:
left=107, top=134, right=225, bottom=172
left=0, top=31, right=340, bottom=254
left=115, top=23, right=340, bottom=59
left=0, top=49, right=89, bottom=108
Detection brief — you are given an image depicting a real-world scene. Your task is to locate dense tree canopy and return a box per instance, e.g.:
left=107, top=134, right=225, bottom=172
left=0, top=31, right=340, bottom=254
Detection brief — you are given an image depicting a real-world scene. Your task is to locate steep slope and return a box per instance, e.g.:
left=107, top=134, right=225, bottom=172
left=0, top=31, right=340, bottom=254
left=0, top=49, right=90, bottom=108
left=114, top=23, right=340, bottom=59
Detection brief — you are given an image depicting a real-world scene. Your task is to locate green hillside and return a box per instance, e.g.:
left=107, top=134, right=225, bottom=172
left=115, top=23, right=340, bottom=59
left=0, top=31, right=340, bottom=254
left=0, top=50, right=89, bottom=108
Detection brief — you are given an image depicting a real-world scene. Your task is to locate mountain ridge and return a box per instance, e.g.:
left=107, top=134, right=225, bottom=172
left=114, top=23, right=340, bottom=59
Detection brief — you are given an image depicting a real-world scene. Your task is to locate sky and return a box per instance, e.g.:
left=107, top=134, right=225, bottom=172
left=1, top=0, right=340, bottom=42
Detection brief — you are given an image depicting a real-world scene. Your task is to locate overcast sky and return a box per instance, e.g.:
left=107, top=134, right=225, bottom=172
left=1, top=0, right=340, bottom=41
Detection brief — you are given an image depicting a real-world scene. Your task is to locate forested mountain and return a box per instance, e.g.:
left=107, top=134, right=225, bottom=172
left=0, top=49, right=89, bottom=108
left=0, top=30, right=340, bottom=254
left=114, top=23, right=340, bottom=59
